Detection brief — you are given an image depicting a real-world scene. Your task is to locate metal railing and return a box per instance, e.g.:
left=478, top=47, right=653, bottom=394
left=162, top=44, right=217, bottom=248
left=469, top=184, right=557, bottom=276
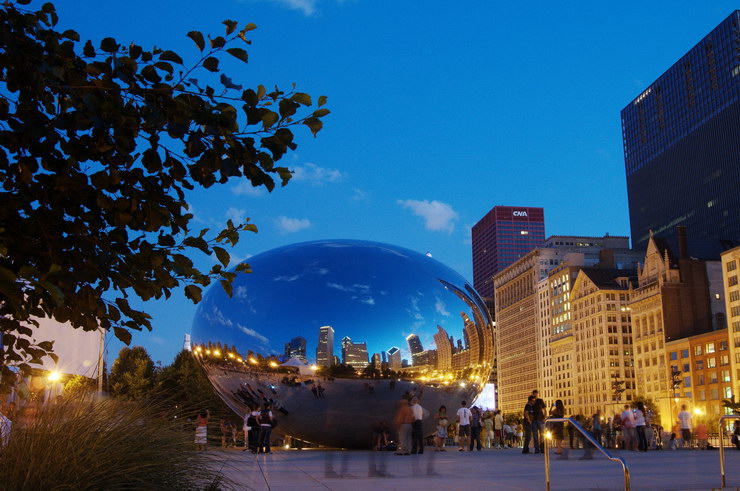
left=544, top=417, right=631, bottom=491
left=719, top=414, right=740, bottom=489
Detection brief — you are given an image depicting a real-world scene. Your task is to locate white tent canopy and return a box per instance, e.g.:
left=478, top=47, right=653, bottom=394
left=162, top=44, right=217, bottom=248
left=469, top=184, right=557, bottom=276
left=280, top=357, right=314, bottom=377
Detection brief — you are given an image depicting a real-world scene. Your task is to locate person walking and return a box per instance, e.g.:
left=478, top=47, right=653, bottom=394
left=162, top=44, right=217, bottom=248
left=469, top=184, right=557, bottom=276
left=621, top=405, right=636, bottom=451
left=532, top=390, right=546, bottom=454
left=634, top=402, right=648, bottom=452
left=549, top=400, right=565, bottom=456
left=484, top=412, right=494, bottom=448
left=522, top=396, right=535, bottom=454
left=494, top=409, right=504, bottom=449
left=678, top=405, right=692, bottom=448
left=591, top=410, right=603, bottom=447
left=257, top=403, right=274, bottom=454
left=434, top=405, right=448, bottom=451
left=394, top=398, right=414, bottom=455
left=456, top=401, right=472, bottom=451
left=469, top=406, right=483, bottom=451
left=410, top=396, right=427, bottom=454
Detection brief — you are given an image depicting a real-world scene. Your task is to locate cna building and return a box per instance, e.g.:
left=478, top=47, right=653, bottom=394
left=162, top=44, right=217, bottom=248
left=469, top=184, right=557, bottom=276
left=621, top=11, right=740, bottom=250
left=472, top=206, right=545, bottom=300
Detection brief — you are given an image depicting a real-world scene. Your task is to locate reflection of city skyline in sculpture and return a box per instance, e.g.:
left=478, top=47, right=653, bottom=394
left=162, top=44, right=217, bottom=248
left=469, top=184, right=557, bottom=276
left=284, top=336, right=307, bottom=360
left=315, top=326, right=334, bottom=367
left=341, top=336, right=369, bottom=370
left=191, top=239, right=496, bottom=448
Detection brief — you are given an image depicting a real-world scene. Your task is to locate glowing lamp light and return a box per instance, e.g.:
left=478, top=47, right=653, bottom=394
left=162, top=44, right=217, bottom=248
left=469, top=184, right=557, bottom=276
left=693, top=408, right=702, bottom=416
left=309, top=364, right=318, bottom=371
left=228, top=353, right=235, bottom=359
left=459, top=382, right=467, bottom=388
left=47, top=371, right=61, bottom=383
left=269, top=361, right=278, bottom=368
left=237, top=358, right=243, bottom=363
left=249, top=357, right=258, bottom=364
left=213, top=350, right=221, bottom=357
left=206, top=350, right=211, bottom=355
left=544, top=431, right=553, bottom=440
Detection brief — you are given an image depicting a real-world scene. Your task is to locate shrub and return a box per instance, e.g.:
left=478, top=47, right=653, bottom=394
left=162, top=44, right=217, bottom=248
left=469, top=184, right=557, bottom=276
left=0, top=396, right=234, bottom=490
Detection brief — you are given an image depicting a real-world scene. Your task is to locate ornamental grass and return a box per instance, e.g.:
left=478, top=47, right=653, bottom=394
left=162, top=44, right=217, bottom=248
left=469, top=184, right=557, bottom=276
left=0, top=396, right=234, bottom=490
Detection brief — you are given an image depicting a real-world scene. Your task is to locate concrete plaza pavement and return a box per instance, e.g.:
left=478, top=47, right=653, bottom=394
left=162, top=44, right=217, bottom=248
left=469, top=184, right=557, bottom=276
left=211, top=446, right=740, bottom=490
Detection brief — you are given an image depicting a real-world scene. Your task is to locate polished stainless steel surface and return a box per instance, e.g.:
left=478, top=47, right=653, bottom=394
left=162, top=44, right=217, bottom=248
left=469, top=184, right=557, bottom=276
left=191, top=239, right=494, bottom=448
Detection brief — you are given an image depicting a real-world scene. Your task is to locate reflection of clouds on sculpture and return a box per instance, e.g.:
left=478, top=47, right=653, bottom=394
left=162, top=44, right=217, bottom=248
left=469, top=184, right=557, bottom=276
left=192, top=239, right=492, bottom=370
left=434, top=297, right=450, bottom=317
left=325, top=282, right=376, bottom=306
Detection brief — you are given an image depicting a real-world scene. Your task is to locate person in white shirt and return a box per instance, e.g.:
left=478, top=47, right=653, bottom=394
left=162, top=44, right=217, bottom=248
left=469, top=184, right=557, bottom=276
left=409, top=396, right=427, bottom=454
left=677, top=405, right=692, bottom=448
left=620, top=405, right=636, bottom=451
left=456, top=400, right=472, bottom=451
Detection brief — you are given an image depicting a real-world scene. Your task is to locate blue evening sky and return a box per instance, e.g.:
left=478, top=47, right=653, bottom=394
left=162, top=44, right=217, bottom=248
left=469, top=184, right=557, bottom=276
left=51, top=0, right=737, bottom=365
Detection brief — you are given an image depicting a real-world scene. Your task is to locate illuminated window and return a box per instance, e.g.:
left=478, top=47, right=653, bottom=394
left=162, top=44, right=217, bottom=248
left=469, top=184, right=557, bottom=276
left=706, top=343, right=716, bottom=354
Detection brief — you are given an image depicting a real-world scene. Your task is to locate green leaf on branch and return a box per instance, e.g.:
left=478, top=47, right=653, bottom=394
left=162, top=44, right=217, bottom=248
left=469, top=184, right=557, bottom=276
left=113, top=327, right=133, bottom=345
left=202, top=57, right=219, bottom=72
left=223, top=20, right=238, bottom=35
left=184, top=285, right=202, bottom=303
left=226, top=47, right=248, bottom=63
left=213, top=246, right=230, bottom=268
left=187, top=31, right=205, bottom=51
left=220, top=279, right=233, bottom=298
left=290, top=93, right=311, bottom=106
left=159, top=50, right=183, bottom=64
left=262, top=111, right=278, bottom=129
left=100, top=37, right=118, bottom=53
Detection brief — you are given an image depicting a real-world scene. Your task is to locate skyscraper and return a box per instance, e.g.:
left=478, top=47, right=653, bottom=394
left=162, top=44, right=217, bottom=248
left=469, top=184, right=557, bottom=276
left=622, top=11, right=740, bottom=250
left=406, top=334, right=424, bottom=355
left=316, top=325, right=334, bottom=367
left=341, top=336, right=369, bottom=370
left=386, top=346, right=401, bottom=372
left=284, top=336, right=307, bottom=360
left=472, top=206, right=545, bottom=300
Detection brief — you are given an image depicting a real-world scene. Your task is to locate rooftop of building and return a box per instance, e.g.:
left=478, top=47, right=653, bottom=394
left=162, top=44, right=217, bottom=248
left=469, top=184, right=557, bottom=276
left=577, top=268, right=638, bottom=290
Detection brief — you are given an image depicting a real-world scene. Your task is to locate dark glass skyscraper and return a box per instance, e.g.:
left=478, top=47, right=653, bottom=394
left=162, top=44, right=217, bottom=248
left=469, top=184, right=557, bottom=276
left=622, top=11, right=740, bottom=250
left=471, top=206, right=545, bottom=299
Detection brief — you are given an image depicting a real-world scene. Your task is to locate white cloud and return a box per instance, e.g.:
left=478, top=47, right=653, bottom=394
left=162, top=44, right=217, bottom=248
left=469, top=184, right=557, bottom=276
left=276, top=216, right=311, bottom=233
left=435, top=299, right=450, bottom=317
left=237, top=324, right=270, bottom=345
left=225, top=207, right=247, bottom=225
left=351, top=188, right=370, bottom=203
left=232, top=180, right=266, bottom=197
left=292, top=163, right=344, bottom=185
left=269, top=0, right=317, bottom=15
left=397, top=199, right=459, bottom=234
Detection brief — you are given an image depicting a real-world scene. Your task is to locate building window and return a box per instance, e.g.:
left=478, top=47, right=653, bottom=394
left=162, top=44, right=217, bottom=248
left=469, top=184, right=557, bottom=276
left=728, top=260, right=738, bottom=272
left=710, top=372, right=718, bottom=384
left=722, top=370, right=731, bottom=383
left=706, top=343, right=716, bottom=354
left=696, top=360, right=704, bottom=370
left=699, top=389, right=706, bottom=401
left=725, top=387, right=733, bottom=399
left=730, top=276, right=739, bottom=287
left=719, top=340, right=729, bottom=351
left=684, top=376, right=692, bottom=387
left=711, top=388, right=719, bottom=399
left=731, top=291, right=740, bottom=302
left=721, top=355, right=730, bottom=366
left=670, top=351, right=678, bottom=360
left=697, top=374, right=705, bottom=385
left=681, top=349, right=689, bottom=358
left=694, top=345, right=703, bottom=356
left=708, top=358, right=717, bottom=368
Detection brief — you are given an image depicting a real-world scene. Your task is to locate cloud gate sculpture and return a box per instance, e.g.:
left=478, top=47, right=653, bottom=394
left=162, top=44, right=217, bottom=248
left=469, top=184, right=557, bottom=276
left=191, top=239, right=494, bottom=448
